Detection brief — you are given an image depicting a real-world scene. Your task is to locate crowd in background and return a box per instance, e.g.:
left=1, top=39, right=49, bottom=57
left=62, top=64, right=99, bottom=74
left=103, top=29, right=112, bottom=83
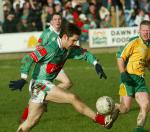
left=1, top=0, right=150, bottom=41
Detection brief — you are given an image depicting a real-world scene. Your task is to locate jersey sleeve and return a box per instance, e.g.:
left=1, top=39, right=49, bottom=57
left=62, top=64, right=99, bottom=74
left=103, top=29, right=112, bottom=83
left=20, top=46, right=48, bottom=79
left=20, top=54, right=34, bottom=79
left=116, top=41, right=134, bottom=61
left=68, top=46, right=97, bottom=65
left=37, top=29, right=49, bottom=46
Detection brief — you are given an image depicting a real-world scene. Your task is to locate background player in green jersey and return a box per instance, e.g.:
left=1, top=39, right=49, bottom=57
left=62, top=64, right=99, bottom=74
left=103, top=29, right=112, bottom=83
left=19, top=13, right=73, bottom=123
left=30, top=13, right=73, bottom=90
left=9, top=22, right=119, bottom=132
left=116, top=20, right=150, bottom=132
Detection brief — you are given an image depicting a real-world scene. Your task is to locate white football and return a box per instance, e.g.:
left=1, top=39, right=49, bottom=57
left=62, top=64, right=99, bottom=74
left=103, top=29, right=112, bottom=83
left=96, top=96, right=115, bottom=115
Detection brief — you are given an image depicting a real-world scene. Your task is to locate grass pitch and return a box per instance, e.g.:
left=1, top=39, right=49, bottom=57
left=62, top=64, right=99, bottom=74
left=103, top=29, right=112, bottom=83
left=0, top=52, right=150, bottom=132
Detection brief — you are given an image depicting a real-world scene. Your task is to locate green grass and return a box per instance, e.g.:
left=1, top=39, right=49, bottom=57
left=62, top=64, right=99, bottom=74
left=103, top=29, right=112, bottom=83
left=0, top=53, right=150, bottom=132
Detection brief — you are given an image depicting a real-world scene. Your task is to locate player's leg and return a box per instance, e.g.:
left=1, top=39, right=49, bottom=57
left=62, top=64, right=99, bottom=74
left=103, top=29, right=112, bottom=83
left=116, top=83, right=133, bottom=113
left=46, top=86, right=96, bottom=119
left=19, top=80, right=47, bottom=124
left=117, top=96, right=132, bottom=113
left=45, top=86, right=118, bottom=128
left=135, top=92, right=150, bottom=131
left=55, top=69, right=73, bottom=90
left=19, top=105, right=29, bottom=123
left=19, top=101, right=47, bottom=124
left=17, top=101, right=45, bottom=132
left=20, top=70, right=72, bottom=123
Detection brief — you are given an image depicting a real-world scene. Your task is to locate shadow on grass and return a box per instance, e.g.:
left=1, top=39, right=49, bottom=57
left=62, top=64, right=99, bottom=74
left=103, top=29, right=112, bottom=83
left=145, top=130, right=150, bottom=132
left=130, top=107, right=139, bottom=112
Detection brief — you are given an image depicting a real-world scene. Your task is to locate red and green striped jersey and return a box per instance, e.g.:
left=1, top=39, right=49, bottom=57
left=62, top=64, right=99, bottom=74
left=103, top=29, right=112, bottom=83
left=38, top=25, right=59, bottom=46
left=21, top=38, right=97, bottom=81
left=20, top=25, right=59, bottom=79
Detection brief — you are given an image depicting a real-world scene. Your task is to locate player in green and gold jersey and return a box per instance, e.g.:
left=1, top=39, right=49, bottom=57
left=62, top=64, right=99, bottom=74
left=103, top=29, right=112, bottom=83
left=116, top=20, right=150, bottom=132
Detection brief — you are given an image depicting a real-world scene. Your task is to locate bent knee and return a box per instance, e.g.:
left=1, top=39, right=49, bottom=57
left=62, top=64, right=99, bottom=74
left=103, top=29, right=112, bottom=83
left=119, top=105, right=130, bottom=114
left=140, top=101, right=150, bottom=111
left=63, top=81, right=73, bottom=89
left=68, top=93, right=79, bottom=103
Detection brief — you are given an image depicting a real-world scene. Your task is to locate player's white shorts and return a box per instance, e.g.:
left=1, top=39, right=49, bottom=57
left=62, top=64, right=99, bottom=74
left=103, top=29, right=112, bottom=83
left=29, top=79, right=55, bottom=104
left=59, top=69, right=65, bottom=74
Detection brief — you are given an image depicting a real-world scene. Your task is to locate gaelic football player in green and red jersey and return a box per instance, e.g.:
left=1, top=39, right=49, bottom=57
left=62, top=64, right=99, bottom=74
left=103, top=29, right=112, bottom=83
left=9, top=23, right=118, bottom=132
left=19, top=13, right=73, bottom=123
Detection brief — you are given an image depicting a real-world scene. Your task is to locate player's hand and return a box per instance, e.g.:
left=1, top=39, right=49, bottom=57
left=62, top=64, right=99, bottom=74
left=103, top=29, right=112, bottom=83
left=121, top=72, right=133, bottom=85
left=9, top=79, right=27, bottom=91
left=95, top=63, right=107, bottom=79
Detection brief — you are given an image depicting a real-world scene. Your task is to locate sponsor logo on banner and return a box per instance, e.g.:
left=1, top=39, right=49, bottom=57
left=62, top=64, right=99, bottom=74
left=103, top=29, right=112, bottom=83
left=92, top=30, right=107, bottom=45
left=27, top=36, right=38, bottom=48
left=89, top=27, right=138, bottom=48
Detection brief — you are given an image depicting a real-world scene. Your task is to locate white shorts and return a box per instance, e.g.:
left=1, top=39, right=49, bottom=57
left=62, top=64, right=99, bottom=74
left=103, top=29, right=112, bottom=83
left=59, top=69, right=65, bottom=74
left=29, top=79, right=55, bottom=104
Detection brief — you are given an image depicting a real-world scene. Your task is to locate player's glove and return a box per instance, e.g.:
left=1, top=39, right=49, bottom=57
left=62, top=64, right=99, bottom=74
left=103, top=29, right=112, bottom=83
left=95, top=63, right=107, bottom=79
left=9, top=79, right=27, bottom=91
left=120, top=72, right=133, bottom=85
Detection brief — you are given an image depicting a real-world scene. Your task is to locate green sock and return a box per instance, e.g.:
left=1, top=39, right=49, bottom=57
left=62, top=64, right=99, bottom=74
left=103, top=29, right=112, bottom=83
left=135, top=127, right=144, bottom=132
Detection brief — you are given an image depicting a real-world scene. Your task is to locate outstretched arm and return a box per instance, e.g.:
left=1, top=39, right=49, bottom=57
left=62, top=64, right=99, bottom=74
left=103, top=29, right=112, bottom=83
left=68, top=46, right=107, bottom=79
left=9, top=46, right=48, bottom=91
left=9, top=54, right=34, bottom=91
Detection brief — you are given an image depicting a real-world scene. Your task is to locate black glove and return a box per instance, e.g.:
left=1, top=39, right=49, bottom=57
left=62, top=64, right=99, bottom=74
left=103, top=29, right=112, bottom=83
left=95, top=63, right=107, bottom=79
left=9, top=79, right=27, bottom=91
left=121, top=72, right=133, bottom=85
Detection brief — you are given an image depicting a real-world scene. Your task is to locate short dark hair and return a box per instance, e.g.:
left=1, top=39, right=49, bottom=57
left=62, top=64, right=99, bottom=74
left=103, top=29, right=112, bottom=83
left=140, top=20, right=150, bottom=27
left=50, top=13, right=62, bottom=21
left=59, top=23, right=81, bottom=38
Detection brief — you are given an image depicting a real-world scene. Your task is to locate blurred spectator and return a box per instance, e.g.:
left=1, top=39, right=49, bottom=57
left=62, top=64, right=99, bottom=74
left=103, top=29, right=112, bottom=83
left=124, top=0, right=139, bottom=26
left=17, top=15, right=37, bottom=32
left=29, top=0, right=42, bottom=31
left=13, top=0, right=25, bottom=9
left=13, top=3, right=22, bottom=24
left=62, top=1, right=74, bottom=23
left=41, top=5, right=49, bottom=30
left=100, top=14, right=112, bottom=28
left=3, top=3, right=11, bottom=19
left=87, top=3, right=97, bottom=27
left=81, top=0, right=89, bottom=14
left=22, top=2, right=31, bottom=18
left=46, top=6, right=54, bottom=26
left=110, top=6, right=117, bottom=27
left=2, top=13, right=17, bottom=33
left=47, top=0, right=54, bottom=7
left=87, top=14, right=97, bottom=29
left=118, top=7, right=126, bottom=27
left=134, top=8, right=150, bottom=26
left=72, top=5, right=82, bottom=27
left=99, top=6, right=110, bottom=20
left=1, top=0, right=150, bottom=38
left=54, top=1, right=62, bottom=14
left=79, top=14, right=89, bottom=42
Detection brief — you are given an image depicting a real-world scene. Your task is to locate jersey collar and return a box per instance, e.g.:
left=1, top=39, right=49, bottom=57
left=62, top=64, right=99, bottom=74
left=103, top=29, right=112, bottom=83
left=139, top=36, right=150, bottom=46
left=49, top=24, right=60, bottom=35
left=57, top=37, right=63, bottom=49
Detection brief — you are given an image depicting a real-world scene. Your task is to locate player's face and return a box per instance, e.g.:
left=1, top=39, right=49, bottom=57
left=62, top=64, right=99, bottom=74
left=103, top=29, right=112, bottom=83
left=140, top=24, right=150, bottom=41
left=51, top=15, right=62, bottom=31
left=62, top=34, right=79, bottom=49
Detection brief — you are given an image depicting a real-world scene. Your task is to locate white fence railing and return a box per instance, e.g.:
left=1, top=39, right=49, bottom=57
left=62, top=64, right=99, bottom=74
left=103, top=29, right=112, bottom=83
left=0, top=27, right=139, bottom=53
